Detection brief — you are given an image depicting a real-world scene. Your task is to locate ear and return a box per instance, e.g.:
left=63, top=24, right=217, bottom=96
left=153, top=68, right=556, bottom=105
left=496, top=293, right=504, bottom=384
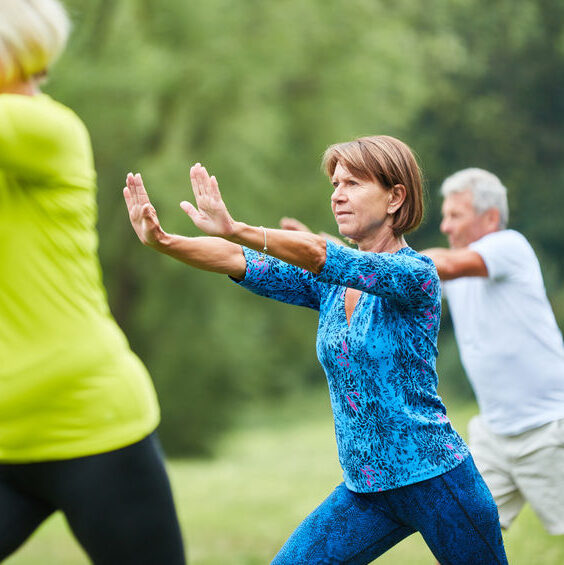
left=484, top=208, right=501, bottom=230
left=388, top=184, right=407, bottom=214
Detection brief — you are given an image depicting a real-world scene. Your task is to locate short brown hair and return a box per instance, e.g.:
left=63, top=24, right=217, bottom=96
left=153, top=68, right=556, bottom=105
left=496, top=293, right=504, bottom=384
left=322, top=135, right=424, bottom=236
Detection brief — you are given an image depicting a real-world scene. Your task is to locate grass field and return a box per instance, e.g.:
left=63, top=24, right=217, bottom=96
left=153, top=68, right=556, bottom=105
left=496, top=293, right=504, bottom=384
left=5, top=389, right=564, bottom=564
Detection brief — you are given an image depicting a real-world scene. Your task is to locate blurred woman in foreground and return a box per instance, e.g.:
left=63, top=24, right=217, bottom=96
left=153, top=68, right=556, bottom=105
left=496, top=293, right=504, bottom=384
left=0, top=1, right=185, bottom=563
left=124, top=135, right=507, bottom=564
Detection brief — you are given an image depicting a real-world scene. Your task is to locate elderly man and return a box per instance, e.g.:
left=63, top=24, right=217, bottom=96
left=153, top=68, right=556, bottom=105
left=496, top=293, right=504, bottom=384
left=424, top=168, right=564, bottom=535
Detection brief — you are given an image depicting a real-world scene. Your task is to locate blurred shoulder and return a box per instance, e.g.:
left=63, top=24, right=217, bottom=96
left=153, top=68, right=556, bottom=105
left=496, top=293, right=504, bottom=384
left=0, top=93, right=87, bottom=132
left=471, top=229, right=534, bottom=256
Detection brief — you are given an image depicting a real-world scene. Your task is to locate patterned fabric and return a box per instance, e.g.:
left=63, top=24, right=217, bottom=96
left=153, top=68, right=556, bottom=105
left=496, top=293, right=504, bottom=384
left=235, top=240, right=469, bottom=492
left=272, top=456, right=507, bottom=565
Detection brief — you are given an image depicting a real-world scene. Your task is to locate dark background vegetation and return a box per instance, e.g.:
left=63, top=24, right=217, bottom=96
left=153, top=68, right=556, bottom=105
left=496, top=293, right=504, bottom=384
left=49, top=0, right=564, bottom=455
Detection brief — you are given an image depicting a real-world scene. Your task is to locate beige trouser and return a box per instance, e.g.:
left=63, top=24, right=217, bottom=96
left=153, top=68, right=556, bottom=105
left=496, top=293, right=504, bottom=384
left=469, top=415, right=564, bottom=535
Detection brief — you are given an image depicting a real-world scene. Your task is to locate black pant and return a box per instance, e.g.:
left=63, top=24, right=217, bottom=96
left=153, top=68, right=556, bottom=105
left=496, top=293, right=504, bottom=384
left=0, top=433, right=186, bottom=564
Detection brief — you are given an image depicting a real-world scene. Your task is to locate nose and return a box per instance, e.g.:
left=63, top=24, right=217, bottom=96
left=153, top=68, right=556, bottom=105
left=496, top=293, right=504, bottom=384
left=331, top=185, right=347, bottom=205
left=440, top=217, right=450, bottom=234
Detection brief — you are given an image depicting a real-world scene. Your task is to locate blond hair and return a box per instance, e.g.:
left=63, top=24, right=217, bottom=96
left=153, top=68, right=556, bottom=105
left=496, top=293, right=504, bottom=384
left=322, top=135, right=424, bottom=236
left=0, top=0, right=70, bottom=87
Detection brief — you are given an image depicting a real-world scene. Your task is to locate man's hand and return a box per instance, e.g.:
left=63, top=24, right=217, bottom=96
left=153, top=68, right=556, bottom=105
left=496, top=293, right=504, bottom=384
left=280, top=216, right=348, bottom=247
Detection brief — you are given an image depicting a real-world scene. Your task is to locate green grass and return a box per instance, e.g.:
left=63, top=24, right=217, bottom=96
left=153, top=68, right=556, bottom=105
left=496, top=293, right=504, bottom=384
left=5, top=390, right=564, bottom=564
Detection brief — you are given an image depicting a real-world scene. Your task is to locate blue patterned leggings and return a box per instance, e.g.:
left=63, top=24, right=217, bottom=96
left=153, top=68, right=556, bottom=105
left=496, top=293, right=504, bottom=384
left=272, top=456, right=507, bottom=564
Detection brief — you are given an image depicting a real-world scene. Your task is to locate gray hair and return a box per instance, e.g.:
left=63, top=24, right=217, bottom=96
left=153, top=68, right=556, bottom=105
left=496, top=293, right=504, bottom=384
left=0, top=0, right=70, bottom=87
left=440, top=168, right=509, bottom=229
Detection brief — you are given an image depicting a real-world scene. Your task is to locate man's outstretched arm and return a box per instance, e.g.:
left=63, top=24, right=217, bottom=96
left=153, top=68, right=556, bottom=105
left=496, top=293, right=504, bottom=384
left=422, top=247, right=488, bottom=280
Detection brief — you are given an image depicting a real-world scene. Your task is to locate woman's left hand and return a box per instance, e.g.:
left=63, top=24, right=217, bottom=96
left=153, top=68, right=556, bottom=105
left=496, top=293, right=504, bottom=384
left=180, top=163, right=236, bottom=238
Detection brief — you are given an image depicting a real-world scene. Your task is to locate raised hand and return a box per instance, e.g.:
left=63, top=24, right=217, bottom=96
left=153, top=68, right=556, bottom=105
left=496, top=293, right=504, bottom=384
left=280, top=216, right=347, bottom=247
left=123, top=173, right=167, bottom=248
left=180, top=164, right=236, bottom=237
left=279, top=217, right=313, bottom=233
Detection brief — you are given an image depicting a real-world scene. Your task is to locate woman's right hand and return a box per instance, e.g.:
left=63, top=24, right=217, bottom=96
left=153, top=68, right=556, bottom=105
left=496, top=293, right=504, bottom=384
left=123, top=173, right=168, bottom=248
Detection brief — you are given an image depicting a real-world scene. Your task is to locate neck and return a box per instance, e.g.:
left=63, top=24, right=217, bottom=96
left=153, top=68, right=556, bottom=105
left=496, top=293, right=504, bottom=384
left=355, top=227, right=407, bottom=254
left=0, top=80, right=40, bottom=96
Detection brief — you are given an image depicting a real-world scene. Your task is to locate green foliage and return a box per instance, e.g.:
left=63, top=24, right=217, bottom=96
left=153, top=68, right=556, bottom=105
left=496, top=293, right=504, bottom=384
left=45, top=0, right=564, bottom=454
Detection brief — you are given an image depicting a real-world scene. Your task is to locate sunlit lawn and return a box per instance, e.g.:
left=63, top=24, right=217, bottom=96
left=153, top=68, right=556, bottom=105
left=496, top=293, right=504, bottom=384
left=5, top=389, right=564, bottom=564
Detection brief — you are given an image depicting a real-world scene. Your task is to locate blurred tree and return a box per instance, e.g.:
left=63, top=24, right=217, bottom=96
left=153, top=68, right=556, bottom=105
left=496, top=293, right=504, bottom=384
left=43, top=0, right=564, bottom=453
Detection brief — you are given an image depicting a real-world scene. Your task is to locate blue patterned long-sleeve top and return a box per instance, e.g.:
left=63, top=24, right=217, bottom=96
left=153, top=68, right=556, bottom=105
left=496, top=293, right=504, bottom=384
left=234, top=240, right=468, bottom=492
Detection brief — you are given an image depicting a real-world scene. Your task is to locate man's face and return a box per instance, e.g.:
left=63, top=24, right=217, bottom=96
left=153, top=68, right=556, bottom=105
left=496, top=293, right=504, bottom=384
left=440, top=190, right=492, bottom=248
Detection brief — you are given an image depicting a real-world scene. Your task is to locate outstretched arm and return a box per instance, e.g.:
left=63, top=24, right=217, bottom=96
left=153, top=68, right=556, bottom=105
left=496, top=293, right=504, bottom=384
left=180, top=164, right=328, bottom=273
left=421, top=247, right=488, bottom=280
left=280, top=216, right=348, bottom=247
left=279, top=217, right=315, bottom=234
left=123, top=172, right=247, bottom=278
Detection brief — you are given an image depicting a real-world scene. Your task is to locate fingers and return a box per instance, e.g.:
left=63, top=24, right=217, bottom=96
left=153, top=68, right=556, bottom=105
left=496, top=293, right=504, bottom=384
left=125, top=172, right=150, bottom=207
left=189, top=163, right=207, bottom=201
left=126, top=172, right=138, bottom=207
left=134, top=173, right=150, bottom=206
left=320, top=232, right=348, bottom=246
left=209, top=175, right=221, bottom=200
left=123, top=186, right=133, bottom=210
left=142, top=202, right=159, bottom=228
left=189, top=163, right=220, bottom=204
left=280, top=217, right=312, bottom=232
left=125, top=165, right=228, bottom=240
left=179, top=200, right=198, bottom=221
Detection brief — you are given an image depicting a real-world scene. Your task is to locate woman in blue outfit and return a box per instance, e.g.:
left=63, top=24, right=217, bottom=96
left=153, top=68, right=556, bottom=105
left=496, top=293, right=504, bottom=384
left=123, top=135, right=507, bottom=564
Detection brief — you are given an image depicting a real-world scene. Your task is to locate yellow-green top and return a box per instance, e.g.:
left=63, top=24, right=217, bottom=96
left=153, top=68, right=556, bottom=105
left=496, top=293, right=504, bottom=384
left=0, top=93, right=159, bottom=461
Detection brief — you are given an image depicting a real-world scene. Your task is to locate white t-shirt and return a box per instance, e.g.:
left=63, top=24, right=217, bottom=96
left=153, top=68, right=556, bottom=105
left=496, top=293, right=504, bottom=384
left=443, top=229, right=564, bottom=435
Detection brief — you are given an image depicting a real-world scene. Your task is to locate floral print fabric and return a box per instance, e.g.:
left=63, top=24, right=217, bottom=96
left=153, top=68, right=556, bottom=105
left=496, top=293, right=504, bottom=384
left=234, top=240, right=468, bottom=492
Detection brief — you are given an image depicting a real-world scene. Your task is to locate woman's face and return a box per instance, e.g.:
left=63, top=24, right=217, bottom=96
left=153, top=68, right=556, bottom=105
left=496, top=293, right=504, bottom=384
left=330, top=162, right=395, bottom=244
